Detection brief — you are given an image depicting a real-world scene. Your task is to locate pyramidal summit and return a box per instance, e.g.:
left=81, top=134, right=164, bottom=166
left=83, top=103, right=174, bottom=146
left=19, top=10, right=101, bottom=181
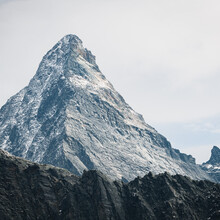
left=0, top=34, right=212, bottom=181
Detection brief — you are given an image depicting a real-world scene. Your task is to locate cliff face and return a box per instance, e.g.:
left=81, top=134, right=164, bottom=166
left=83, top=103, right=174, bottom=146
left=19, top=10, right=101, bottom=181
left=0, top=34, right=211, bottom=181
left=0, top=149, right=219, bottom=220
left=202, top=146, right=220, bottom=182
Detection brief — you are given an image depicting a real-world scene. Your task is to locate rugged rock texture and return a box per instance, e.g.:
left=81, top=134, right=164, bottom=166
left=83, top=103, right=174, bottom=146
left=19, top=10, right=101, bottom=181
left=202, top=146, right=220, bottom=182
left=0, top=34, right=212, bottom=181
left=0, top=149, right=219, bottom=220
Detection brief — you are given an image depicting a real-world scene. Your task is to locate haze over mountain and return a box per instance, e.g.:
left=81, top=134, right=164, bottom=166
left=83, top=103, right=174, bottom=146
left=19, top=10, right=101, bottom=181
left=0, top=35, right=212, bottom=182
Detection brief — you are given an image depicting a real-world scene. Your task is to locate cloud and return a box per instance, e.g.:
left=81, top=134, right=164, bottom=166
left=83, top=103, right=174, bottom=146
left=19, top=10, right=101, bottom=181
left=155, top=114, right=220, bottom=163
left=186, top=115, right=220, bottom=133
left=0, top=0, right=10, bottom=4
left=0, top=0, right=25, bottom=6
left=212, top=129, right=220, bottom=134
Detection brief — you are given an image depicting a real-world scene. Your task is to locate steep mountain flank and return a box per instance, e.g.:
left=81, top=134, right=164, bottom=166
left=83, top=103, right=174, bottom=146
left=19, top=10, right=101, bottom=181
left=0, top=34, right=211, bottom=181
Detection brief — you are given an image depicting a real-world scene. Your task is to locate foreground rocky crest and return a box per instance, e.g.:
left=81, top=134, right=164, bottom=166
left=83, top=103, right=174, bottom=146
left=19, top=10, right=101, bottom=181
left=0, top=149, right=219, bottom=220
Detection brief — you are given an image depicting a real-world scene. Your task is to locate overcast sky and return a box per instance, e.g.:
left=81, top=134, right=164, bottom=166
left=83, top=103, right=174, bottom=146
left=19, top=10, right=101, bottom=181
left=0, top=0, right=220, bottom=163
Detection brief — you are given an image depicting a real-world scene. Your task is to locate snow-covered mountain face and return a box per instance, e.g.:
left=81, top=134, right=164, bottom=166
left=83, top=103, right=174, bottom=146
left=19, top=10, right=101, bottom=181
left=0, top=35, right=213, bottom=181
left=202, top=146, right=220, bottom=182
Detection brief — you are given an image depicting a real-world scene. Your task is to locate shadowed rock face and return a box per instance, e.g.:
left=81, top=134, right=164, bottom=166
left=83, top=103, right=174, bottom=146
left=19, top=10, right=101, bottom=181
left=0, top=34, right=212, bottom=182
left=207, top=146, right=220, bottom=165
left=202, top=146, right=220, bottom=182
left=0, top=149, right=220, bottom=220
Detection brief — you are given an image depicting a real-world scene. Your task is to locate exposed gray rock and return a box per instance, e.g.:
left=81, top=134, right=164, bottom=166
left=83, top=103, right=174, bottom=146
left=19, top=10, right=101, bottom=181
left=0, top=149, right=219, bottom=220
left=202, top=146, right=220, bottom=182
left=206, top=146, right=220, bottom=165
left=0, top=34, right=212, bottom=181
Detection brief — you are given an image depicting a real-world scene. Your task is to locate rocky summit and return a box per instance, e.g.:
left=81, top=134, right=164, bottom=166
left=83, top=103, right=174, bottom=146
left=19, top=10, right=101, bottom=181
left=0, top=149, right=220, bottom=220
left=0, top=34, right=212, bottom=181
left=202, top=146, right=220, bottom=182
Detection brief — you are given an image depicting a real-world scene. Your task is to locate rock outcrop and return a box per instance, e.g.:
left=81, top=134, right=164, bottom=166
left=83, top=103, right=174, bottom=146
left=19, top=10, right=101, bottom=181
left=202, top=146, right=220, bottom=182
left=0, top=149, right=219, bottom=220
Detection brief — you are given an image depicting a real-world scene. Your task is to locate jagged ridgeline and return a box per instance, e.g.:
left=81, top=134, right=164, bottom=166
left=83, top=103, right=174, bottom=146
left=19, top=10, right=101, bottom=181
left=0, top=149, right=220, bottom=220
left=0, top=35, right=212, bottom=181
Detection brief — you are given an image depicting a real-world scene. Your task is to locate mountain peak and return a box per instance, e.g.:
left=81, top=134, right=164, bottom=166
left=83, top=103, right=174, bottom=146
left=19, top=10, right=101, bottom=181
left=0, top=35, right=213, bottom=182
left=207, top=146, right=220, bottom=165
left=212, top=145, right=220, bottom=152
left=49, top=34, right=98, bottom=68
left=58, top=34, right=83, bottom=52
left=60, top=34, right=83, bottom=44
left=201, top=146, right=220, bottom=182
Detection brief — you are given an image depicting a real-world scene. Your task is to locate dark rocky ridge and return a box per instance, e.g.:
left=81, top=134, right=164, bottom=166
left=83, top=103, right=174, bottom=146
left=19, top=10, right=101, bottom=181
left=0, top=149, right=220, bottom=220
left=202, top=146, right=220, bottom=182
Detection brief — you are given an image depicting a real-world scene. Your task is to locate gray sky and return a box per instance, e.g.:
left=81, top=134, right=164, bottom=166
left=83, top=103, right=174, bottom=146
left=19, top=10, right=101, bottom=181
left=0, top=0, right=220, bottom=163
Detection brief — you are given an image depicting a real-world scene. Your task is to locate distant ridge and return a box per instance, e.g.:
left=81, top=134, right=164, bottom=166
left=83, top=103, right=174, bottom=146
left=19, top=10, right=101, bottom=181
left=202, top=146, right=220, bottom=182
